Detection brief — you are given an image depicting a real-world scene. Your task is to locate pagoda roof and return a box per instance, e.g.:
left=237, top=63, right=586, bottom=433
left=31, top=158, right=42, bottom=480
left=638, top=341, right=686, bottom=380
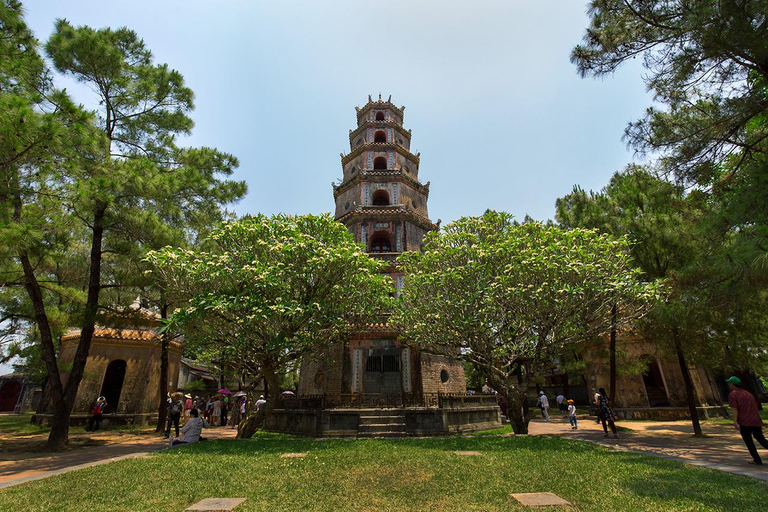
left=341, top=142, right=420, bottom=167
left=332, top=170, right=430, bottom=198
left=349, top=122, right=411, bottom=144
left=355, top=95, right=405, bottom=121
left=336, top=205, right=438, bottom=231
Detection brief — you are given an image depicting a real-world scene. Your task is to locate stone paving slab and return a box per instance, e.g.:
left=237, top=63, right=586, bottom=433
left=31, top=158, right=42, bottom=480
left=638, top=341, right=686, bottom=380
left=511, top=492, right=572, bottom=507
left=186, top=497, right=246, bottom=511
left=280, top=452, right=307, bottom=458
left=454, top=451, right=481, bottom=456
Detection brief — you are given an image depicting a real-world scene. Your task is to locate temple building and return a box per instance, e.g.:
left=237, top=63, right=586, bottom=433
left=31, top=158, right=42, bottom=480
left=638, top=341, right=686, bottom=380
left=268, top=96, right=501, bottom=436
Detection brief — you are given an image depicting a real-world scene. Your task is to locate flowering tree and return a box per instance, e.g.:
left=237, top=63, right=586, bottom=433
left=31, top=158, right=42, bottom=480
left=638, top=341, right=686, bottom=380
left=393, top=211, right=655, bottom=434
left=147, top=214, right=392, bottom=437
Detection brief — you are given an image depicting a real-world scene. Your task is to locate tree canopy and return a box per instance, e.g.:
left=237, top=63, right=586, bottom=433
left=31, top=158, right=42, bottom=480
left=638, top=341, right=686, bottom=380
left=146, top=213, right=393, bottom=438
left=392, top=210, right=654, bottom=434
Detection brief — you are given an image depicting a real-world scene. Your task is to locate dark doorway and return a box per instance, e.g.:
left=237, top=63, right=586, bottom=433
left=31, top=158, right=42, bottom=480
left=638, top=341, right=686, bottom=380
left=100, top=359, right=127, bottom=414
left=364, top=348, right=402, bottom=394
left=375, top=111, right=385, bottom=121
left=372, top=190, right=390, bottom=205
left=0, top=380, right=22, bottom=411
left=370, top=231, right=392, bottom=252
left=374, top=131, right=386, bottom=143
left=373, top=156, right=387, bottom=170
left=641, top=357, right=670, bottom=407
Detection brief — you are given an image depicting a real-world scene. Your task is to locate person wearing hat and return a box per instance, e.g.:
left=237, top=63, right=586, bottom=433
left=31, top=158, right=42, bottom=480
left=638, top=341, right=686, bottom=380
left=255, top=395, right=267, bottom=412
left=567, top=399, right=578, bottom=429
left=87, top=396, right=107, bottom=432
left=164, top=392, right=184, bottom=438
left=536, top=391, right=550, bottom=421
left=183, top=394, right=193, bottom=419
left=727, top=376, right=768, bottom=465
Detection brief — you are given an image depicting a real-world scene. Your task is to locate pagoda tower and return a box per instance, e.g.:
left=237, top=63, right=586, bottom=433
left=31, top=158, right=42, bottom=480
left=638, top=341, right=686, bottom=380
left=297, top=95, right=467, bottom=405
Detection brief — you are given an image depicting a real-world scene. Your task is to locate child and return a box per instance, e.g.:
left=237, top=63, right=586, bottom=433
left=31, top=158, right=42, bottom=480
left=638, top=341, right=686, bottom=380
left=567, top=399, right=578, bottom=430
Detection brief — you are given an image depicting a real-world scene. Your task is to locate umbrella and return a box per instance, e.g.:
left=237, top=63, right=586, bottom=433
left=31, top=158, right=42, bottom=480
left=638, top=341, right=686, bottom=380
left=216, top=389, right=232, bottom=395
left=281, top=390, right=296, bottom=396
left=233, top=391, right=247, bottom=397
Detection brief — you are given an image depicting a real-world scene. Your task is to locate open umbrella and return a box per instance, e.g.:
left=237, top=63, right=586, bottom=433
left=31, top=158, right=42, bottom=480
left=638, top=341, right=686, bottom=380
left=216, top=389, right=232, bottom=395
left=281, top=390, right=296, bottom=396
left=233, top=391, right=247, bottom=397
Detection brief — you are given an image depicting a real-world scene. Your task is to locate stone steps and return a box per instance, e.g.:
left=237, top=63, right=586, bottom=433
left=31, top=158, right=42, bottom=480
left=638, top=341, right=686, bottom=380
left=357, top=411, right=407, bottom=438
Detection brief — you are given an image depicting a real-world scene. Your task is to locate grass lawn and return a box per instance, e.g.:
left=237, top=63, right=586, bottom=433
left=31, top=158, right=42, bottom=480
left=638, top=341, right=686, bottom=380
left=0, top=413, right=152, bottom=437
left=1, top=435, right=766, bottom=511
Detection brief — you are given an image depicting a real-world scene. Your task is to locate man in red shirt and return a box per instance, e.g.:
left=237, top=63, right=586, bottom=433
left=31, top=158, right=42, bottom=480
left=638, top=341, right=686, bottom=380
left=728, top=376, right=768, bottom=465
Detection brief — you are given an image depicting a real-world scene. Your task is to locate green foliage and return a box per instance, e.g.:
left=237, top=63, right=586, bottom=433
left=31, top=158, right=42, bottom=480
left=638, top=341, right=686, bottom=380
left=393, top=210, right=654, bottom=431
left=147, top=214, right=392, bottom=381
left=573, top=1, right=768, bottom=186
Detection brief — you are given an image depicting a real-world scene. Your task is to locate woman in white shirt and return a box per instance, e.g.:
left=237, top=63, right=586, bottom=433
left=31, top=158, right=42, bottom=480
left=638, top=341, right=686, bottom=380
left=172, top=409, right=210, bottom=445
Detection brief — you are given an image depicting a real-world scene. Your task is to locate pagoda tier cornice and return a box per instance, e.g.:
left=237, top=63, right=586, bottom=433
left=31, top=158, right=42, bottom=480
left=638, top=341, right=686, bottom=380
left=335, top=205, right=438, bottom=232
left=349, top=122, right=411, bottom=144
left=341, top=142, right=420, bottom=166
left=355, top=96, right=405, bottom=122
left=332, top=170, right=430, bottom=199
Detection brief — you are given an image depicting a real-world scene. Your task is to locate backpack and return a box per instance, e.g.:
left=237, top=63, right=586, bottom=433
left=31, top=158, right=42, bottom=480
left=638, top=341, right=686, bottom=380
left=171, top=400, right=182, bottom=414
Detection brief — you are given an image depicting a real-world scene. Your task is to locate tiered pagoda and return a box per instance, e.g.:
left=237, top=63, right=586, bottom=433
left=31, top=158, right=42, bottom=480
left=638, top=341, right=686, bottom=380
left=269, top=96, right=501, bottom=437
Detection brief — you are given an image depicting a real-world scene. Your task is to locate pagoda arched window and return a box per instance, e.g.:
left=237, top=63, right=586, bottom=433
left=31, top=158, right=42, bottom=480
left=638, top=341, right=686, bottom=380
left=374, top=131, right=386, bottom=143
left=370, top=231, right=392, bottom=253
left=375, top=111, right=386, bottom=121
left=372, top=190, right=390, bottom=206
left=373, top=157, right=387, bottom=170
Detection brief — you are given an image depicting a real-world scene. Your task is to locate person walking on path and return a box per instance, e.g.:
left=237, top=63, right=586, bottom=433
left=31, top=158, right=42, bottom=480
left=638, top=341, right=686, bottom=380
left=212, top=397, right=222, bottom=426
left=537, top=391, right=550, bottom=421
left=727, top=376, right=768, bottom=465
left=592, top=387, right=603, bottom=424
left=567, top=399, right=578, bottom=430
left=86, top=396, right=107, bottom=432
left=596, top=387, right=618, bottom=439
left=221, top=396, right=229, bottom=426
left=255, top=395, right=267, bottom=412
left=183, top=394, right=193, bottom=419
left=556, top=394, right=567, bottom=419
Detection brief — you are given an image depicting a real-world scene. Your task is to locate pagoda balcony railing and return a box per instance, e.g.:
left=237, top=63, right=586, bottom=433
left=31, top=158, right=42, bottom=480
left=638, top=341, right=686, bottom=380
left=368, top=252, right=400, bottom=262
left=274, top=392, right=501, bottom=410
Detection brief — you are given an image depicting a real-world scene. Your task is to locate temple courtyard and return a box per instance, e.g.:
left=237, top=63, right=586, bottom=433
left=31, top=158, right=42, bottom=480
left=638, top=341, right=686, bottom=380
left=2, top=414, right=768, bottom=511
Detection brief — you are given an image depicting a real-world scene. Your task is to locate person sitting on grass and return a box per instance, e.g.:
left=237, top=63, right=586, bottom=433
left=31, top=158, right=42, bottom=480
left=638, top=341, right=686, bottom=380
left=172, top=408, right=210, bottom=446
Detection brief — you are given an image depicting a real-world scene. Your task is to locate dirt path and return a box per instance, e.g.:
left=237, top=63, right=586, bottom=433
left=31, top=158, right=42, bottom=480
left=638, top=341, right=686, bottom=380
left=0, top=427, right=238, bottom=488
left=528, top=415, right=768, bottom=481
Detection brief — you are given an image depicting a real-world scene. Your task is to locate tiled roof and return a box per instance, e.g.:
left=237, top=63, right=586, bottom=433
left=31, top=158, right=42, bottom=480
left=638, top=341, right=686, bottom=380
left=336, top=206, right=438, bottom=231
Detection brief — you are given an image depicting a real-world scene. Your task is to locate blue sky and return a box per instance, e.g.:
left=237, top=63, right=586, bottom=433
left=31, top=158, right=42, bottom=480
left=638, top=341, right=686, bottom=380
left=2, top=1, right=654, bottom=374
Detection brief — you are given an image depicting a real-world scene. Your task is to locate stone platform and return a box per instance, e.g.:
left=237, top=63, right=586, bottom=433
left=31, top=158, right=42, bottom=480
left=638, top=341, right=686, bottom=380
left=265, top=394, right=502, bottom=437
left=614, top=405, right=729, bottom=421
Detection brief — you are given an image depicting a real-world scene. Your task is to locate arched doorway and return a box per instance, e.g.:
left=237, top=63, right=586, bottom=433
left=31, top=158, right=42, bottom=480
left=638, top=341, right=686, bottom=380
left=370, top=231, right=392, bottom=252
left=0, top=380, right=22, bottom=411
left=372, top=190, right=390, bottom=205
left=373, top=156, right=387, bottom=170
left=375, top=111, right=385, bottom=121
left=100, top=359, right=127, bottom=414
left=374, top=131, right=386, bottom=143
left=641, top=356, right=670, bottom=407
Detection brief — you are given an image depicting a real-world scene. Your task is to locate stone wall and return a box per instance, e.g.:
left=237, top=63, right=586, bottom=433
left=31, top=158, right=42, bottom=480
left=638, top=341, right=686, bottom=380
left=419, top=353, right=466, bottom=395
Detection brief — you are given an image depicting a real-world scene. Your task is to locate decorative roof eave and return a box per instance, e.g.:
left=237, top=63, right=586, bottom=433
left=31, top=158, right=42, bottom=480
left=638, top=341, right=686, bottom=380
left=349, top=123, right=412, bottom=144
left=61, top=327, right=183, bottom=350
left=335, top=206, right=439, bottom=231
left=341, top=143, right=420, bottom=166
left=332, top=171, right=430, bottom=198
left=355, top=96, right=405, bottom=121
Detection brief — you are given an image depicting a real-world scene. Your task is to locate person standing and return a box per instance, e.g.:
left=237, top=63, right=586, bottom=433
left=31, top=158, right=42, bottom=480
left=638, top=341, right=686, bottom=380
left=221, top=395, right=229, bottom=426
left=597, top=388, right=618, bottom=439
left=556, top=393, right=567, bottom=419
left=212, top=397, right=222, bottom=426
left=183, top=394, right=193, bottom=419
left=86, top=396, right=107, bottom=432
left=165, top=394, right=183, bottom=438
left=567, top=399, right=578, bottom=430
left=537, top=391, right=550, bottom=421
left=255, top=395, right=267, bottom=412
left=592, top=387, right=603, bottom=424
left=727, top=376, right=768, bottom=465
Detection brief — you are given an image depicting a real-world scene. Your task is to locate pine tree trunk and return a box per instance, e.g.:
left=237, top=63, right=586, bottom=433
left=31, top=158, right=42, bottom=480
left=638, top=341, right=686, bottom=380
left=155, top=303, right=170, bottom=432
left=609, top=303, right=617, bottom=404
left=674, top=330, right=702, bottom=437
